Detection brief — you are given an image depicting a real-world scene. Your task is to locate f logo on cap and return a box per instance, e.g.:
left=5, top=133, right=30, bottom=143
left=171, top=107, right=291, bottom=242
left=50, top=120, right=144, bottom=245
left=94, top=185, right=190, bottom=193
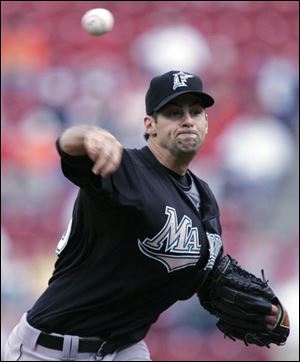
left=173, top=71, right=194, bottom=90
left=145, top=70, right=215, bottom=115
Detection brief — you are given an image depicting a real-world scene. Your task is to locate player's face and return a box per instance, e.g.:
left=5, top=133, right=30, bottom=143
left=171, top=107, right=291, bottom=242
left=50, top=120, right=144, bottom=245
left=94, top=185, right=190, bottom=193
left=149, top=94, right=208, bottom=155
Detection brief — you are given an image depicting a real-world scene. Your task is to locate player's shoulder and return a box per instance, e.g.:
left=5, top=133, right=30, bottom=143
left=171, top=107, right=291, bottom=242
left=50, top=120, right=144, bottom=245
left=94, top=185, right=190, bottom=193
left=123, top=146, right=157, bottom=169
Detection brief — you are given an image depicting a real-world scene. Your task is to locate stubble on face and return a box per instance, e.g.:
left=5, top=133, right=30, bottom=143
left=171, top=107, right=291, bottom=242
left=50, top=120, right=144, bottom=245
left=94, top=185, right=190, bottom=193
left=168, top=125, right=206, bottom=159
left=176, top=134, right=201, bottom=153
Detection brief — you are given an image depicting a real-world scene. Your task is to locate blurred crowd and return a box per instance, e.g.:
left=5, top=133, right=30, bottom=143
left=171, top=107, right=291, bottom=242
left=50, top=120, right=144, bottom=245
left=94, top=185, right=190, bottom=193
left=1, top=1, right=299, bottom=360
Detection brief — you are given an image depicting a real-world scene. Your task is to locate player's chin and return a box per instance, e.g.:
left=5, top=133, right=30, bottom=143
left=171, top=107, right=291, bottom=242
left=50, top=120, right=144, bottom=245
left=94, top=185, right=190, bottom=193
left=177, top=140, right=201, bottom=154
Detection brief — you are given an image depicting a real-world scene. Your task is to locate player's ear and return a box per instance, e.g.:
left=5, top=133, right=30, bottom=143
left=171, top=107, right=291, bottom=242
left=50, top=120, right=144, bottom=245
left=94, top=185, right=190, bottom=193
left=144, top=115, right=157, bottom=137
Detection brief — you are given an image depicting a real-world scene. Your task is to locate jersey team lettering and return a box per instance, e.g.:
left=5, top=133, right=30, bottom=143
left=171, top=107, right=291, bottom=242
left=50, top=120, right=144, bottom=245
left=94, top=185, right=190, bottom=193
left=56, top=218, right=73, bottom=255
left=138, top=206, right=201, bottom=272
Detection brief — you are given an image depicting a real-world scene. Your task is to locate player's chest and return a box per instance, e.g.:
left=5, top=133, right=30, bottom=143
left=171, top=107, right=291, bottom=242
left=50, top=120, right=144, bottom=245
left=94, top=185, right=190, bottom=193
left=137, top=179, right=208, bottom=273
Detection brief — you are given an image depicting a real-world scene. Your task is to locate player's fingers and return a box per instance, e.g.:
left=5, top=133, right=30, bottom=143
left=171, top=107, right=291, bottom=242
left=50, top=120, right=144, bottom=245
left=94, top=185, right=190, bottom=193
left=111, top=145, right=123, bottom=166
left=84, top=130, right=107, bottom=161
left=97, top=147, right=123, bottom=177
left=92, top=151, right=111, bottom=175
left=100, top=161, right=119, bottom=177
left=265, top=315, right=277, bottom=325
left=92, top=146, right=123, bottom=176
left=270, top=304, right=279, bottom=316
left=85, top=140, right=100, bottom=162
left=266, top=322, right=275, bottom=330
left=84, top=128, right=121, bottom=162
left=265, top=305, right=280, bottom=330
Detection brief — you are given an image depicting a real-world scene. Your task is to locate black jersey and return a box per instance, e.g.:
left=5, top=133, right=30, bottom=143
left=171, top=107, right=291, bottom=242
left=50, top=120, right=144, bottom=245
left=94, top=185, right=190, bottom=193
left=27, top=142, right=222, bottom=348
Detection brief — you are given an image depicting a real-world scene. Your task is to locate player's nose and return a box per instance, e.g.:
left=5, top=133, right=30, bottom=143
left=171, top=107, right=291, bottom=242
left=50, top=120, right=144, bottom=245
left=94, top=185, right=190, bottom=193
left=181, top=112, right=194, bottom=127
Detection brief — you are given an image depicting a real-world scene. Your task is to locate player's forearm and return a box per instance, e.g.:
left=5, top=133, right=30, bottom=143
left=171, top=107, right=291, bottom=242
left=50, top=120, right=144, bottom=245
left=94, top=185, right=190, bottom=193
left=59, top=125, right=96, bottom=156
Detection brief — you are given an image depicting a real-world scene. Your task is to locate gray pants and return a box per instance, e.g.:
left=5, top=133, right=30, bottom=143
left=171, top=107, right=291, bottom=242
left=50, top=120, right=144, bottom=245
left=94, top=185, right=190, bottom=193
left=4, top=313, right=151, bottom=361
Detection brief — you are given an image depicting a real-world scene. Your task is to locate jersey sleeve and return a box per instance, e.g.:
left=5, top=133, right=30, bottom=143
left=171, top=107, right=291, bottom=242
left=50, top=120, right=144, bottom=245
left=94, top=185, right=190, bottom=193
left=56, top=138, right=143, bottom=208
left=56, top=138, right=98, bottom=187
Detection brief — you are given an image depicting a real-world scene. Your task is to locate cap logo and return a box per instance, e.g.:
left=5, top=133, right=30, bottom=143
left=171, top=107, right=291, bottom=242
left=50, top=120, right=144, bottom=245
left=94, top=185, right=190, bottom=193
left=172, top=71, right=194, bottom=90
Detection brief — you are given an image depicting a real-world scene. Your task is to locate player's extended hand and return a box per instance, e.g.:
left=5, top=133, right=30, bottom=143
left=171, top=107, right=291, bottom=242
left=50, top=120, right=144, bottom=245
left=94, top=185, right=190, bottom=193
left=84, top=127, right=123, bottom=177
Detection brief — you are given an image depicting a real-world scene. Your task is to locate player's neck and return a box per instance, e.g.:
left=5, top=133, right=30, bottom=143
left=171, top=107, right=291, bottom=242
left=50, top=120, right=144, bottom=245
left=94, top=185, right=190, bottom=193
left=147, top=141, right=193, bottom=176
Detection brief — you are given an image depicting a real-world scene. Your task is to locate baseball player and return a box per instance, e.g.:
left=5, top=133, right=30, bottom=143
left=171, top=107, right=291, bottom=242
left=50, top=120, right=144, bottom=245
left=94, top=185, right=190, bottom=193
left=4, top=71, right=285, bottom=361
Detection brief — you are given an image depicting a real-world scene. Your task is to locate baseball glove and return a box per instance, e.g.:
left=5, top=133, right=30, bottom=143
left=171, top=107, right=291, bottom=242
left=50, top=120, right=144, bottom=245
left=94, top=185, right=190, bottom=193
left=197, top=254, right=290, bottom=347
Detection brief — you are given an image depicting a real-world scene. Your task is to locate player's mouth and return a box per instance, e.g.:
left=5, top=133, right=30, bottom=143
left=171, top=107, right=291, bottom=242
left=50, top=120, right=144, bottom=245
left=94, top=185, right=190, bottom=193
left=176, top=131, right=198, bottom=139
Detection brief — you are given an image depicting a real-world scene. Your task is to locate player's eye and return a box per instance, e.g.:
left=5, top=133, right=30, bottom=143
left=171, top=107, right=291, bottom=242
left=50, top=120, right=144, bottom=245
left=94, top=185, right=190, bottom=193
left=190, top=108, right=204, bottom=117
left=167, top=110, right=183, bottom=119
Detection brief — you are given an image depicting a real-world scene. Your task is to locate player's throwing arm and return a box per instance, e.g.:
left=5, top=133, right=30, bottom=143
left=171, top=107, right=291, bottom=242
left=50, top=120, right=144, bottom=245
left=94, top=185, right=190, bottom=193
left=59, top=125, right=123, bottom=177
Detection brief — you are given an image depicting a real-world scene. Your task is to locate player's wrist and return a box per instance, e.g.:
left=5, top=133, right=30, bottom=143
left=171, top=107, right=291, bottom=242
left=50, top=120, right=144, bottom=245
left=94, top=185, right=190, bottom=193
left=60, top=125, right=98, bottom=156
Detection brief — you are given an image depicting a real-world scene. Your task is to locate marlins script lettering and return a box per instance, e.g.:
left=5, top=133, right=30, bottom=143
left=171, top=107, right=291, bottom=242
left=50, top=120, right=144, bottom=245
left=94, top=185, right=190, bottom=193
left=138, top=206, right=201, bottom=272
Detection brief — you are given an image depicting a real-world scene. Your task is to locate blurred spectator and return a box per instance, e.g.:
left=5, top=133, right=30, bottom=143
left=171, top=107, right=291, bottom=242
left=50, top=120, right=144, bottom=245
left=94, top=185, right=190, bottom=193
left=130, top=24, right=211, bottom=75
left=216, top=115, right=295, bottom=184
left=256, top=57, right=299, bottom=134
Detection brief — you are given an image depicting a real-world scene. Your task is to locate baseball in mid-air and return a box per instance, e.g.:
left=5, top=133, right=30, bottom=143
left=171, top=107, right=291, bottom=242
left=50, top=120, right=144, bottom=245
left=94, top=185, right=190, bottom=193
left=81, top=8, right=114, bottom=36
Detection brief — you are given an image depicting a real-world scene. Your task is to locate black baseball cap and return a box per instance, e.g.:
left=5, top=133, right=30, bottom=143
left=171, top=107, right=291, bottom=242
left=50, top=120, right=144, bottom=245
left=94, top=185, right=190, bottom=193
left=145, top=70, right=214, bottom=115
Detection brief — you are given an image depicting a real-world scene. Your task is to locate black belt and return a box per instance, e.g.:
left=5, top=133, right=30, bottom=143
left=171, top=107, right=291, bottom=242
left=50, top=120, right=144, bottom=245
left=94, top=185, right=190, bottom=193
left=37, top=332, right=116, bottom=357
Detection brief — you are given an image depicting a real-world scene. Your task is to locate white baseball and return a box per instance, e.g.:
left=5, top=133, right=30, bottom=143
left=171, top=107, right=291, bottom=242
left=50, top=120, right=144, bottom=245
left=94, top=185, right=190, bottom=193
left=81, top=8, right=114, bottom=36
